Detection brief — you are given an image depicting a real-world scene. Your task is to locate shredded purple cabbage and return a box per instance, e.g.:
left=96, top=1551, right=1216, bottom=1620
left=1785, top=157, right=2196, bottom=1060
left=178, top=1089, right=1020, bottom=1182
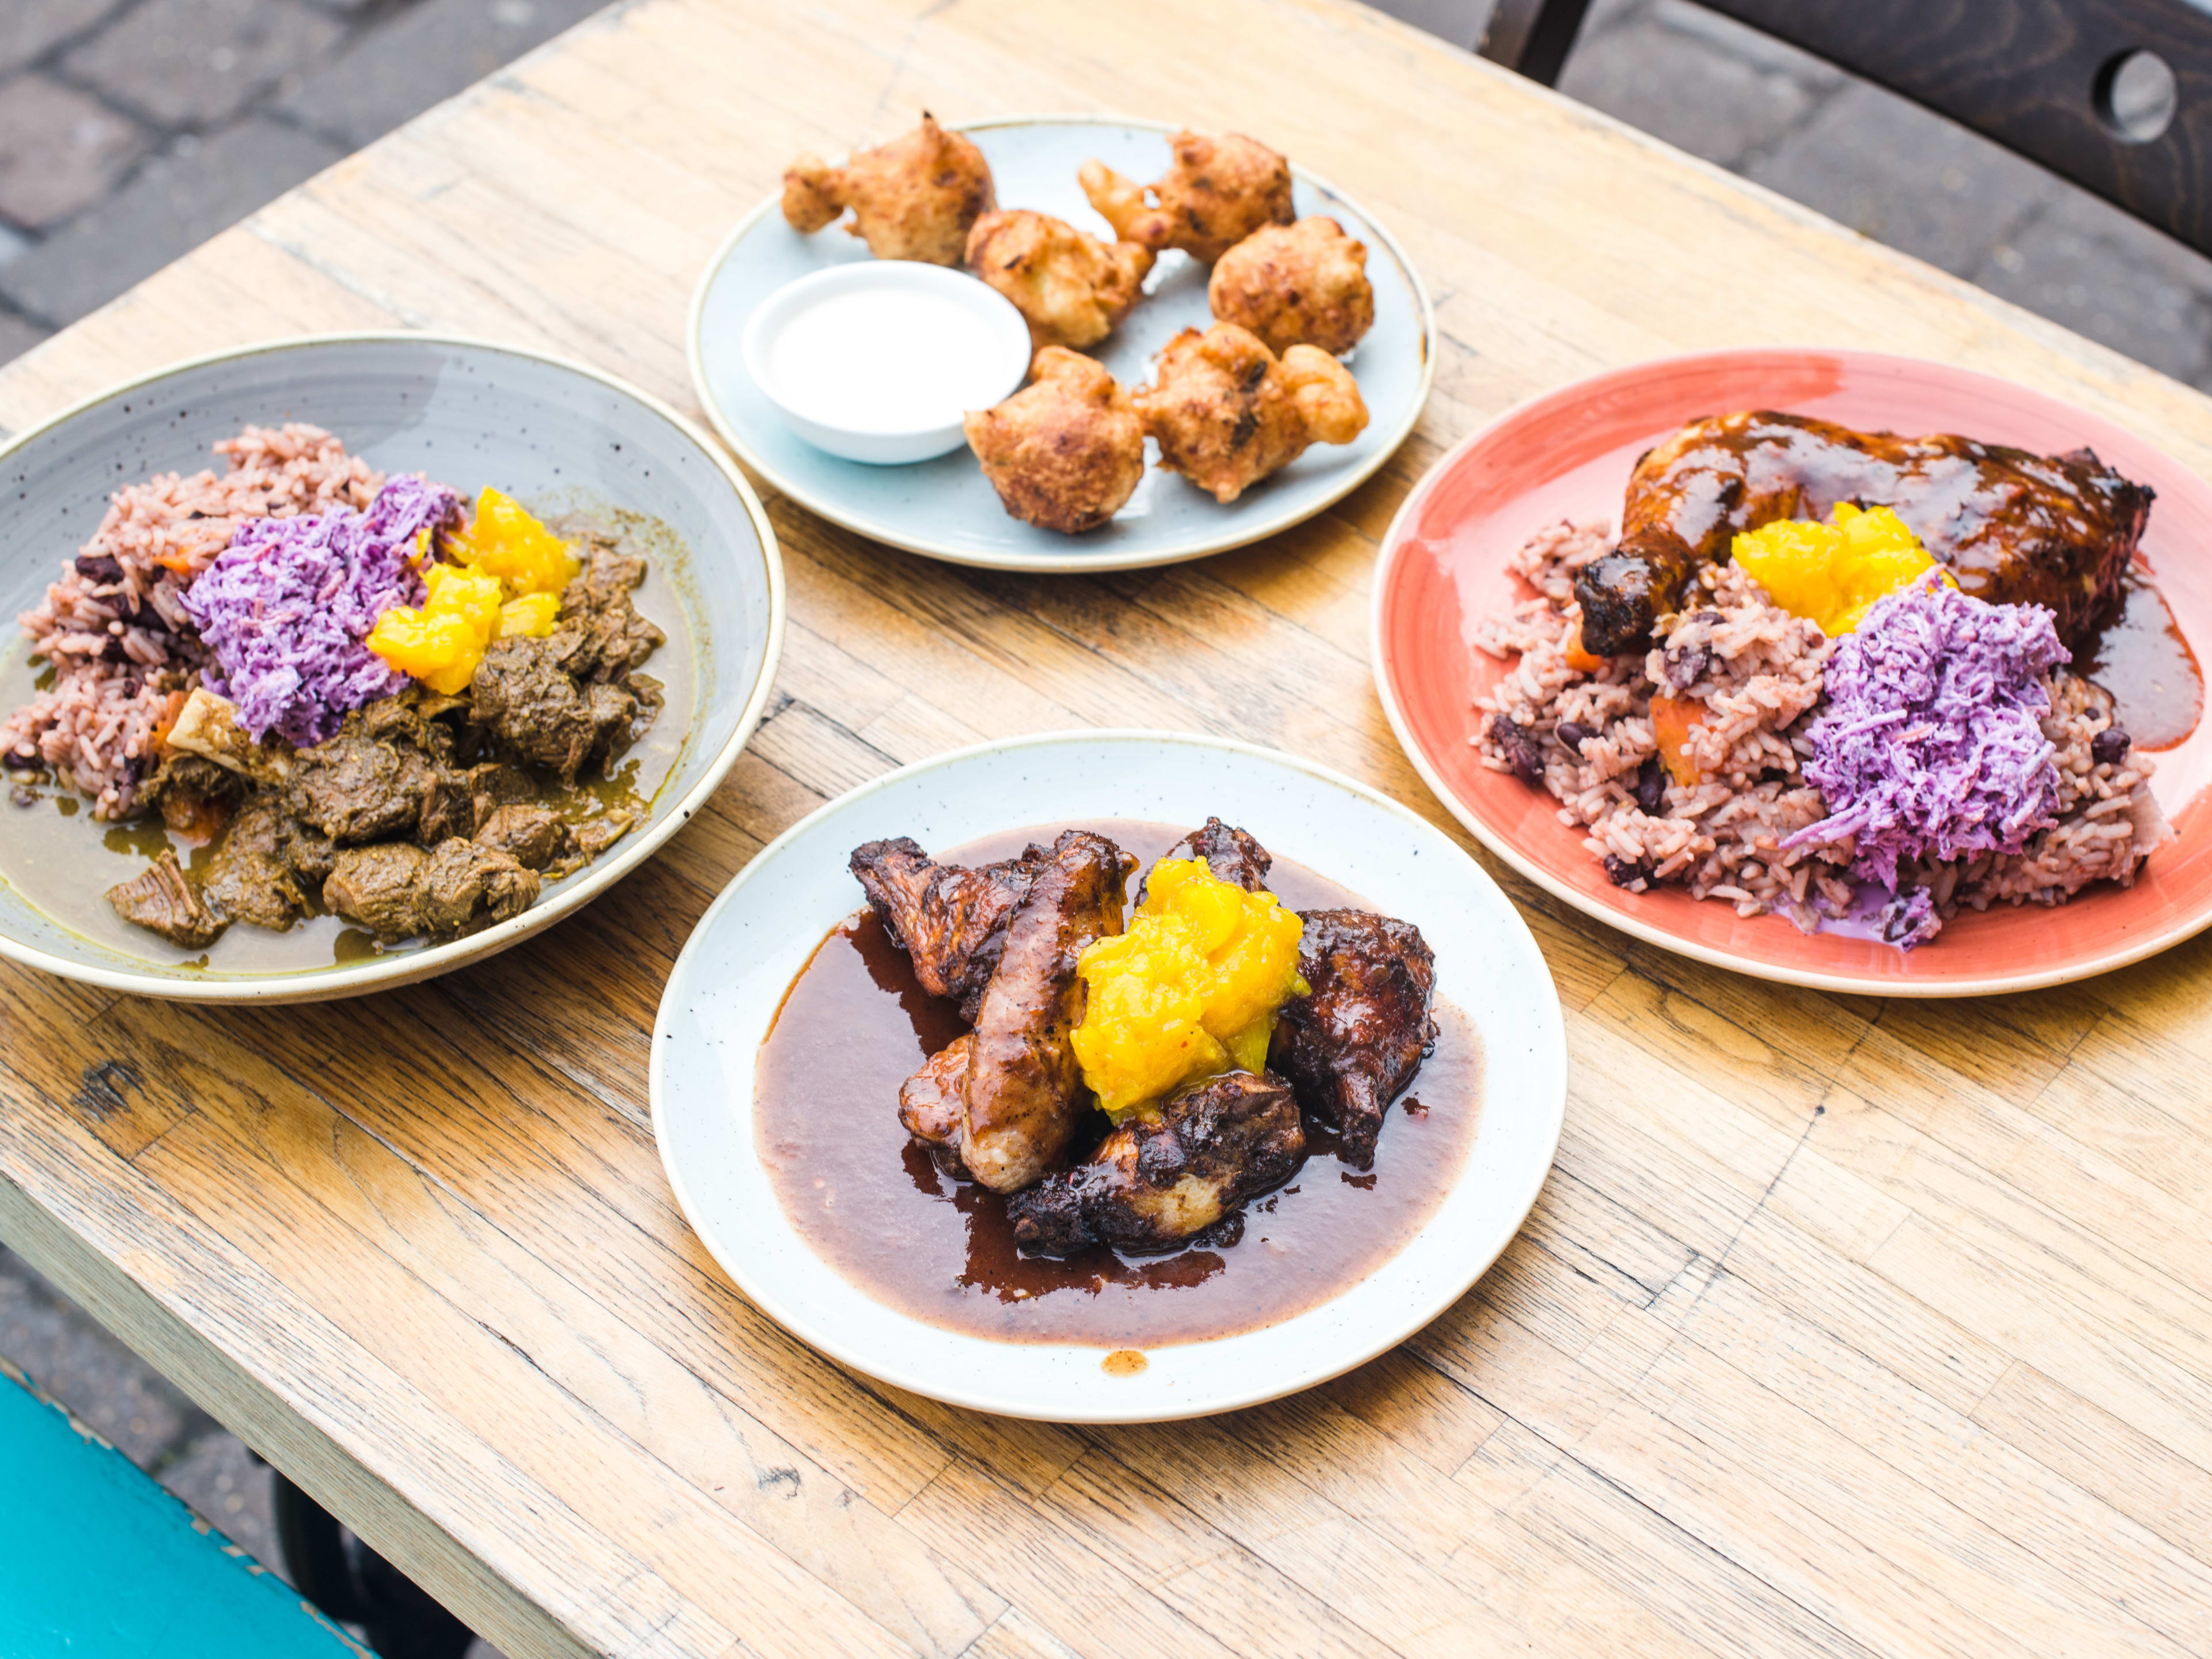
left=1783, top=571, right=2067, bottom=891
left=181, top=475, right=460, bottom=746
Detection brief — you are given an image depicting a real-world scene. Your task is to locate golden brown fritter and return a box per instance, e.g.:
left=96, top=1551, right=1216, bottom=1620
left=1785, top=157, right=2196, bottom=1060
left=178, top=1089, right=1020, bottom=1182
left=964, top=210, right=1156, bottom=351
left=965, top=348, right=1146, bottom=534
left=1078, top=130, right=1294, bottom=265
left=1208, top=217, right=1374, bottom=357
left=1132, top=323, right=1369, bottom=504
left=781, top=113, right=995, bottom=266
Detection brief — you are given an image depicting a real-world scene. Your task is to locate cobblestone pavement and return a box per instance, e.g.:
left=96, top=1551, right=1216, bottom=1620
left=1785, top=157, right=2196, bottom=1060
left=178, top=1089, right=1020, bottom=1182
left=1, top=0, right=2208, bottom=1645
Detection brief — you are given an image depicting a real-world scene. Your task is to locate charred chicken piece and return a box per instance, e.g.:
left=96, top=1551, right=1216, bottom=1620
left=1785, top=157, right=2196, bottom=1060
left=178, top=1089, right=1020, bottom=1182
left=899, top=1033, right=975, bottom=1180
left=1078, top=131, right=1294, bottom=265
left=782, top=113, right=995, bottom=266
left=850, top=837, right=1051, bottom=1019
left=1574, top=410, right=2155, bottom=656
left=961, top=828, right=1134, bottom=1193
left=1007, top=1069, right=1306, bottom=1255
left=1269, top=908, right=1437, bottom=1166
left=1134, top=323, right=1368, bottom=504
left=1138, top=816, right=1272, bottom=903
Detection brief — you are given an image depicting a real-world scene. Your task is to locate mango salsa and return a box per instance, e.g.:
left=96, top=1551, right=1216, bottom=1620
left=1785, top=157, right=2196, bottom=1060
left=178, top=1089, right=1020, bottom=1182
left=1731, top=502, right=1955, bottom=636
left=448, top=487, right=581, bottom=597
left=1070, top=857, right=1308, bottom=1122
left=367, top=491, right=575, bottom=692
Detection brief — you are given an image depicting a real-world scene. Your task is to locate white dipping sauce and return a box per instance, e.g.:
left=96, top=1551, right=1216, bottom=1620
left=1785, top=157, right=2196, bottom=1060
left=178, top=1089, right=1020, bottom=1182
left=763, top=287, right=1013, bottom=433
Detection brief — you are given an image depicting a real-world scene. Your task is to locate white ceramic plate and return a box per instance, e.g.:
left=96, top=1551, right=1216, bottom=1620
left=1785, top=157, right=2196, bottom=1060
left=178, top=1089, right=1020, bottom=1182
left=688, top=115, right=1435, bottom=573
left=651, top=732, right=1565, bottom=1422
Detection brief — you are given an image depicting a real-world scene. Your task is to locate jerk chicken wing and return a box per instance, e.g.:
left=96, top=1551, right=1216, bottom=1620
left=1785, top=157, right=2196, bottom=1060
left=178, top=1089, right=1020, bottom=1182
left=965, top=347, right=1146, bottom=534
left=1138, top=815, right=1272, bottom=902
left=1007, top=1069, right=1306, bottom=1255
left=965, top=210, right=1154, bottom=351
left=1134, top=323, right=1368, bottom=504
left=782, top=113, right=995, bottom=266
left=1207, top=217, right=1374, bottom=357
left=1078, top=131, right=1294, bottom=264
left=1270, top=908, right=1437, bottom=1166
left=850, top=836, right=1048, bottom=1019
left=1573, top=410, right=2156, bottom=656
left=962, top=829, right=1135, bottom=1192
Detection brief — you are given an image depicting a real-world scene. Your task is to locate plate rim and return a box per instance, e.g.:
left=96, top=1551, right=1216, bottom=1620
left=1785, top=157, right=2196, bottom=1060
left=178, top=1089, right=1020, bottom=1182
left=1369, top=343, right=2212, bottom=999
left=685, top=111, right=1438, bottom=574
left=647, top=727, right=1568, bottom=1423
left=0, top=328, right=788, bottom=1003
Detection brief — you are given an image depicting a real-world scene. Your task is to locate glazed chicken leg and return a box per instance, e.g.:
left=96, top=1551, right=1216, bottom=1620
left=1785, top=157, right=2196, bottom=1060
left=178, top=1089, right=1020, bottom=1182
left=1269, top=908, right=1437, bottom=1166
left=961, top=828, right=1134, bottom=1192
left=1573, top=410, right=2154, bottom=656
left=850, top=837, right=1048, bottom=1019
left=1006, top=1069, right=1306, bottom=1255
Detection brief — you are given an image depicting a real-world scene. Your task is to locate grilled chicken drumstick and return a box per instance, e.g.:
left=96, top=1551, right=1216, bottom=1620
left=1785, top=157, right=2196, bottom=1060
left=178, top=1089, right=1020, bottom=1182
left=1007, top=1069, right=1306, bottom=1255
left=899, top=1032, right=975, bottom=1180
left=1270, top=908, right=1437, bottom=1166
left=850, top=837, right=1050, bottom=1020
left=1574, top=410, right=2153, bottom=657
left=961, top=828, right=1134, bottom=1192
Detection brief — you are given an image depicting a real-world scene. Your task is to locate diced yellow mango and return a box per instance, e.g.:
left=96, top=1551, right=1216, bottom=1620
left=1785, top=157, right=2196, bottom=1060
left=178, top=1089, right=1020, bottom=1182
left=1070, top=857, right=1308, bottom=1122
left=448, top=487, right=581, bottom=597
left=498, top=591, right=560, bottom=638
left=1731, top=502, right=1955, bottom=635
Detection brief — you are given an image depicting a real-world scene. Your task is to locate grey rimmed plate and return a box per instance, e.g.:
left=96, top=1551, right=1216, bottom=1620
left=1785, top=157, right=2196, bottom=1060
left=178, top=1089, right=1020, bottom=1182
left=689, top=115, right=1435, bottom=573
left=0, top=333, right=785, bottom=1003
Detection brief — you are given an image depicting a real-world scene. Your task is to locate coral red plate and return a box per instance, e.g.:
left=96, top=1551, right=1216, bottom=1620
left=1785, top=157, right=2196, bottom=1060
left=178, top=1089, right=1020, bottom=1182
left=1371, top=348, right=2212, bottom=996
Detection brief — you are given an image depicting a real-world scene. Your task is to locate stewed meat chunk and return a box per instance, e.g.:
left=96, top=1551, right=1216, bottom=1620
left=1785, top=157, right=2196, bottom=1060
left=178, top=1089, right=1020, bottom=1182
left=107, top=850, right=226, bottom=948
left=200, top=800, right=306, bottom=931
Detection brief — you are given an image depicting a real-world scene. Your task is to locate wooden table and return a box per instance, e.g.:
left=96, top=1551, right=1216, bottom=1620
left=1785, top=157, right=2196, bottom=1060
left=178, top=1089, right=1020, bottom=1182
left=3, top=1, right=2210, bottom=1654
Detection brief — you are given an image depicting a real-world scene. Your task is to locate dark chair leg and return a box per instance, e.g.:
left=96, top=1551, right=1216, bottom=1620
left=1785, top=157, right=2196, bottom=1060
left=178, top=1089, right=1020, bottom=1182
left=1478, top=0, right=1595, bottom=85
left=272, top=1473, right=479, bottom=1659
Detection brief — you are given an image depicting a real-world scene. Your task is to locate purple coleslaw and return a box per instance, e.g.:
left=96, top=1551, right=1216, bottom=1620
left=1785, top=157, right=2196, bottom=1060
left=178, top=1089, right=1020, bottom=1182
left=1785, top=571, right=2068, bottom=895
left=180, top=474, right=460, bottom=746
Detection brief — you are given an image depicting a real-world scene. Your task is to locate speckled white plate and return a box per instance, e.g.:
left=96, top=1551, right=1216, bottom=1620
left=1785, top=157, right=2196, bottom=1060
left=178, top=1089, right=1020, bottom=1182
left=0, top=332, right=785, bottom=1003
left=688, top=115, right=1435, bottom=572
left=651, top=731, right=1565, bottom=1423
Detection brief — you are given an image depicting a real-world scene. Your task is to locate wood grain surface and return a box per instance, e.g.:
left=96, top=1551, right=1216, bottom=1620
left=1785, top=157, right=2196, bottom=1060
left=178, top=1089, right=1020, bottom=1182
left=2, top=1, right=2210, bottom=1654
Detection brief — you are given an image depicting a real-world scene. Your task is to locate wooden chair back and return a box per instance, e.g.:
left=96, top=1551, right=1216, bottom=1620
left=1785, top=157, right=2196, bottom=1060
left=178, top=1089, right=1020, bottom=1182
left=1459, top=0, right=2212, bottom=260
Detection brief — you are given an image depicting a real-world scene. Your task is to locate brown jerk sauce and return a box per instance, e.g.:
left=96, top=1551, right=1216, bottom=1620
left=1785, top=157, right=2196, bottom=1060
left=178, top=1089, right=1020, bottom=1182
left=2080, top=568, right=2203, bottom=751
left=753, top=819, right=1484, bottom=1349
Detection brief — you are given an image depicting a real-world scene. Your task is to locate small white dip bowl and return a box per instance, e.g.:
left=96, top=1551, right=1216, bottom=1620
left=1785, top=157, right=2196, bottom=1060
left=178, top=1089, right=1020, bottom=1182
left=742, top=262, right=1033, bottom=464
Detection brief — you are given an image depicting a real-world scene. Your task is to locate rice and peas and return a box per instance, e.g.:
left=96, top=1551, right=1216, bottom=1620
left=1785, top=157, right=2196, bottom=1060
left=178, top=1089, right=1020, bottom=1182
left=1474, top=517, right=2172, bottom=948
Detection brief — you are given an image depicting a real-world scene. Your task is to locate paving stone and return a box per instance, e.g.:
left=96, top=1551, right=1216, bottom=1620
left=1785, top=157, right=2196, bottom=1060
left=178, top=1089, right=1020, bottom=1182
left=0, top=1246, right=214, bottom=1469
left=1558, top=1, right=1830, bottom=171
left=1976, top=190, right=2212, bottom=390
left=0, top=308, right=51, bottom=367
left=0, top=116, right=342, bottom=324
left=1, top=0, right=132, bottom=79
left=61, top=0, right=344, bottom=130
left=279, top=0, right=610, bottom=150
left=1741, top=78, right=2063, bottom=279
left=159, top=1429, right=286, bottom=1578
left=0, top=72, right=153, bottom=231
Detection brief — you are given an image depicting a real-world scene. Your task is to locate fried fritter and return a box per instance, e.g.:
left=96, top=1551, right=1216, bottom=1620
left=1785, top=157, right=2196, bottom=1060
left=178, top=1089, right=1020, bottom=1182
left=1132, top=323, right=1369, bottom=504
left=964, top=209, right=1155, bottom=350
left=781, top=113, right=995, bottom=266
left=1208, top=217, right=1374, bottom=357
left=1078, top=130, right=1295, bottom=264
left=964, top=347, right=1146, bottom=534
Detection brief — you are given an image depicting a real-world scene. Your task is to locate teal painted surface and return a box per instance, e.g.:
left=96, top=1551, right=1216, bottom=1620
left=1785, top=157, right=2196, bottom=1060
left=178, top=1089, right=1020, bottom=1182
left=0, top=1363, right=362, bottom=1658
